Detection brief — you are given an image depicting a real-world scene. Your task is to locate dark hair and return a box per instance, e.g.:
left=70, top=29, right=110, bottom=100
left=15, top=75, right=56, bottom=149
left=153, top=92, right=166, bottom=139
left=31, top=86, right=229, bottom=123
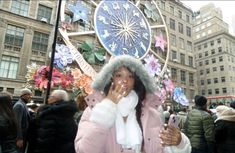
left=0, top=92, right=17, bottom=133
left=103, top=66, right=146, bottom=149
left=76, top=92, right=88, bottom=111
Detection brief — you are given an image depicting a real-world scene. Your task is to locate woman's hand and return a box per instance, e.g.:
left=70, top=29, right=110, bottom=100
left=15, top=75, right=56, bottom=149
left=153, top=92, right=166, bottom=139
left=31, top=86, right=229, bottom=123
left=106, top=82, right=126, bottom=104
left=159, top=124, right=182, bottom=146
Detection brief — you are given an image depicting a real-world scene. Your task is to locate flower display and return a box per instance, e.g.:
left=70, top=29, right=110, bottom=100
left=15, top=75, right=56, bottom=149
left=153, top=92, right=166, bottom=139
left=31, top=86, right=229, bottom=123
left=163, top=79, right=175, bottom=96
left=143, top=54, right=161, bottom=77
left=154, top=33, right=167, bottom=52
left=54, top=44, right=73, bottom=69
left=173, top=87, right=189, bottom=106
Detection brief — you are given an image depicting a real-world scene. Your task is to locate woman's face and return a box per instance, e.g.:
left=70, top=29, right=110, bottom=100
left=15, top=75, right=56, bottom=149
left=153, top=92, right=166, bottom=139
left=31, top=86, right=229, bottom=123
left=112, top=67, right=135, bottom=97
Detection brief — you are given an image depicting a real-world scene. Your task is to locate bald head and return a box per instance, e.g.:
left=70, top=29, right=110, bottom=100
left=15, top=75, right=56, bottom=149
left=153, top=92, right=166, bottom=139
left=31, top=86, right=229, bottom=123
left=48, top=90, right=69, bottom=104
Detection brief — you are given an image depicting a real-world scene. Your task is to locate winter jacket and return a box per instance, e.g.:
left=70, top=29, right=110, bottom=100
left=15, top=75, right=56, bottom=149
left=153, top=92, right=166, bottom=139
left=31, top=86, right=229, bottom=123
left=214, top=106, right=235, bottom=153
left=184, top=106, right=215, bottom=153
left=74, top=91, right=191, bottom=153
left=32, top=100, right=78, bottom=153
left=0, top=116, right=17, bottom=153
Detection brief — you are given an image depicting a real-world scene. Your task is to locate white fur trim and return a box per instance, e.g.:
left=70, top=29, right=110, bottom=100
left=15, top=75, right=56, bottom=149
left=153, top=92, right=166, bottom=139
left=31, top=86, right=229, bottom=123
left=90, top=98, right=117, bottom=128
left=164, top=133, right=191, bottom=153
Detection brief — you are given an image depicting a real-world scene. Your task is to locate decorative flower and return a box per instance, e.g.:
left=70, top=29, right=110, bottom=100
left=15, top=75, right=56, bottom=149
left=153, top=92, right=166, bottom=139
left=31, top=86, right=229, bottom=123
left=34, top=66, right=62, bottom=90
left=68, top=0, right=90, bottom=23
left=154, top=88, right=167, bottom=104
left=71, top=68, right=82, bottom=80
left=25, top=63, right=39, bottom=81
left=173, top=87, right=189, bottom=106
left=143, top=54, right=161, bottom=77
left=163, top=79, right=175, bottom=96
left=75, top=74, right=93, bottom=94
left=154, top=33, right=167, bottom=52
left=144, top=1, right=160, bottom=22
left=60, top=71, right=74, bottom=89
left=54, top=44, right=73, bottom=69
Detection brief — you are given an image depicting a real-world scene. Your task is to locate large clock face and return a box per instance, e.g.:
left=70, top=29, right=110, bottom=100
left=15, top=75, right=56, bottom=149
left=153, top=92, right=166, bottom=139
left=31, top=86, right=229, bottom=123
left=94, top=1, right=151, bottom=59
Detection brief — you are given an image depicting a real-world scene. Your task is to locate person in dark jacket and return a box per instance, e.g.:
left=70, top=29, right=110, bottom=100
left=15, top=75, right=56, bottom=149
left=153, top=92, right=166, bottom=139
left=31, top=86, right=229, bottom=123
left=0, top=92, right=17, bottom=153
left=214, top=105, right=235, bottom=153
left=32, top=89, right=78, bottom=153
left=13, top=88, right=32, bottom=153
left=185, top=95, right=215, bottom=153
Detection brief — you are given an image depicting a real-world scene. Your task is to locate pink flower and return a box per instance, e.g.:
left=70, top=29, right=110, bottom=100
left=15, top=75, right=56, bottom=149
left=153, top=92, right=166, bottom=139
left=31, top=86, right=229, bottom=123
left=163, top=79, right=175, bottom=96
left=144, top=54, right=161, bottom=77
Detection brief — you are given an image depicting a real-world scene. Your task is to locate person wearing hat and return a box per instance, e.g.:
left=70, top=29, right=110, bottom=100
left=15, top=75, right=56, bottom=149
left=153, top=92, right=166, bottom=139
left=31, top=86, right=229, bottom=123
left=13, top=88, right=32, bottom=153
left=184, top=95, right=215, bottom=153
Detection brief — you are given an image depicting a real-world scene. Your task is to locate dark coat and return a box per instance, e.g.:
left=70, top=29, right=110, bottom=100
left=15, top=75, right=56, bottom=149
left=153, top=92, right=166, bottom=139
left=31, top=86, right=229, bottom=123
left=32, top=100, right=78, bottom=153
left=0, top=116, right=17, bottom=153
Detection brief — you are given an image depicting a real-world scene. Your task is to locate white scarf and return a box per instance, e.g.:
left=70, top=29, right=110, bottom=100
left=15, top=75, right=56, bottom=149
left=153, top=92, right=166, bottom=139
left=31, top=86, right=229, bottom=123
left=115, top=90, right=143, bottom=153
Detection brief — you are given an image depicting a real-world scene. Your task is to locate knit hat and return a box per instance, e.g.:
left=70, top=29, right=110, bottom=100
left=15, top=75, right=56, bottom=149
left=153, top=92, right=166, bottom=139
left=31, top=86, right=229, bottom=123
left=20, top=88, right=32, bottom=97
left=194, top=95, right=207, bottom=106
left=230, top=101, right=235, bottom=109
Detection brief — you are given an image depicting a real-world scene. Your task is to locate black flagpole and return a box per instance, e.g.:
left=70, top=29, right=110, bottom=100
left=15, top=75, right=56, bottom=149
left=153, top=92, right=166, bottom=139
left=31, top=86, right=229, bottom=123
left=45, top=0, right=62, bottom=103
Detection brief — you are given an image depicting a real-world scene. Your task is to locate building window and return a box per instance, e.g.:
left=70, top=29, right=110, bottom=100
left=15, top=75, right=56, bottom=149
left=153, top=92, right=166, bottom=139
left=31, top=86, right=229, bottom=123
left=180, top=70, right=186, bottom=84
left=199, top=53, right=202, bottom=58
left=204, top=43, right=207, bottom=48
left=189, top=73, right=194, bottom=86
left=213, top=67, right=217, bottom=71
left=170, top=18, right=175, bottom=30
left=37, top=4, right=52, bottom=23
left=170, top=34, right=176, bottom=46
left=208, top=89, right=212, bottom=95
left=186, top=14, right=190, bottom=23
left=220, top=65, right=224, bottom=71
left=186, top=26, right=191, bottom=37
left=179, top=38, right=184, bottom=49
left=160, top=1, right=165, bottom=10
left=35, top=90, right=42, bottom=96
left=10, top=0, right=29, bottom=16
left=210, top=40, right=214, bottom=46
left=0, top=87, right=3, bottom=92
left=0, top=56, right=19, bottom=79
left=212, top=58, right=216, bottom=64
left=171, top=50, right=177, bottom=60
left=198, top=45, right=201, bottom=50
left=178, top=10, right=182, bottom=18
left=178, top=22, right=183, bottom=34
left=201, top=90, right=205, bottom=95
left=201, top=80, right=204, bottom=85
left=4, top=25, right=24, bottom=48
left=199, top=61, right=203, bottom=66
left=219, top=56, right=223, bottom=62
left=189, top=56, right=193, bottom=67
left=222, top=88, right=227, bottom=93
left=32, top=31, right=49, bottom=52
left=205, top=51, right=208, bottom=56
left=217, top=38, right=221, bottom=44
left=207, top=79, right=211, bottom=84
left=214, top=78, right=218, bottom=83
left=170, top=6, right=174, bottom=14
left=171, top=68, right=177, bottom=81
left=218, top=47, right=222, bottom=52
left=187, top=41, right=192, bottom=51
left=200, top=70, right=204, bottom=75
left=205, top=60, right=209, bottom=65
left=6, top=88, right=14, bottom=94
left=221, top=77, right=225, bottom=82
left=211, top=49, right=215, bottom=54
left=206, top=68, right=210, bottom=74
left=180, top=53, right=185, bottom=65
left=215, top=88, right=219, bottom=94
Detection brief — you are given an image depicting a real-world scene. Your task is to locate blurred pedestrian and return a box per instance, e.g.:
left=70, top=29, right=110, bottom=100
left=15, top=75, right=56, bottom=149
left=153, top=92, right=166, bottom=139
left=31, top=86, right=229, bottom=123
left=214, top=105, right=235, bottom=153
left=185, top=95, right=215, bottom=153
left=13, top=88, right=32, bottom=153
left=32, top=89, right=77, bottom=153
left=0, top=91, right=17, bottom=153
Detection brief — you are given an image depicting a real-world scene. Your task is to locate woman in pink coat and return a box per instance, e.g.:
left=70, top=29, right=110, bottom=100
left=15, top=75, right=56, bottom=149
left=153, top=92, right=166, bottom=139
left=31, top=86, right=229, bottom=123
left=74, top=55, right=191, bottom=153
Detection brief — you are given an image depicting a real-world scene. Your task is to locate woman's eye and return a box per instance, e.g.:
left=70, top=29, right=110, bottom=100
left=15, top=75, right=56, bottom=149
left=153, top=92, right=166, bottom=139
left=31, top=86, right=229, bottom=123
left=114, top=74, right=121, bottom=77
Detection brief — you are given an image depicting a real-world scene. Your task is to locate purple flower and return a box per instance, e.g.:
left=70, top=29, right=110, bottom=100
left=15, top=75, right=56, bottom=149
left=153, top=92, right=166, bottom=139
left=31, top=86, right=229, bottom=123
left=144, top=54, right=161, bottom=77
left=54, top=44, right=73, bottom=69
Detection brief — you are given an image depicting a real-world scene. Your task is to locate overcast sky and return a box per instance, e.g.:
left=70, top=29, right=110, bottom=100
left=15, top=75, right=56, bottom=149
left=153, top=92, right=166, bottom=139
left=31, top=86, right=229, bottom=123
left=181, top=1, right=235, bottom=36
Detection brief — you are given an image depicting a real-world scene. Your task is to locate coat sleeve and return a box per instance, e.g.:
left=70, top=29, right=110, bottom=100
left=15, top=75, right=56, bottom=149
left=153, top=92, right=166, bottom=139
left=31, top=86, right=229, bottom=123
left=74, top=99, right=117, bottom=153
left=13, top=103, right=23, bottom=139
left=164, top=132, right=192, bottom=153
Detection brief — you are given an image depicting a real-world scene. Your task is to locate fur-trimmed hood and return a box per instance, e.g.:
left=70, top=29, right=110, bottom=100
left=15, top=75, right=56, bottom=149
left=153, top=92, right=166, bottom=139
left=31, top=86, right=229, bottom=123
left=92, top=55, right=157, bottom=93
left=215, top=105, right=235, bottom=122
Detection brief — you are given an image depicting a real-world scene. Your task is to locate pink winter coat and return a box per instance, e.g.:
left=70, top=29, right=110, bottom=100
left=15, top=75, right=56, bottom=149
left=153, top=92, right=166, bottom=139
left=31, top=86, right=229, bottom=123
left=74, top=91, right=191, bottom=153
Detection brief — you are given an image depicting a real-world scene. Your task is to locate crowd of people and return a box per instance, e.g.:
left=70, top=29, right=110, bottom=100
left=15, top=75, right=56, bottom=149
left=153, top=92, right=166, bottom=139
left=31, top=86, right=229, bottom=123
left=0, top=55, right=235, bottom=153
